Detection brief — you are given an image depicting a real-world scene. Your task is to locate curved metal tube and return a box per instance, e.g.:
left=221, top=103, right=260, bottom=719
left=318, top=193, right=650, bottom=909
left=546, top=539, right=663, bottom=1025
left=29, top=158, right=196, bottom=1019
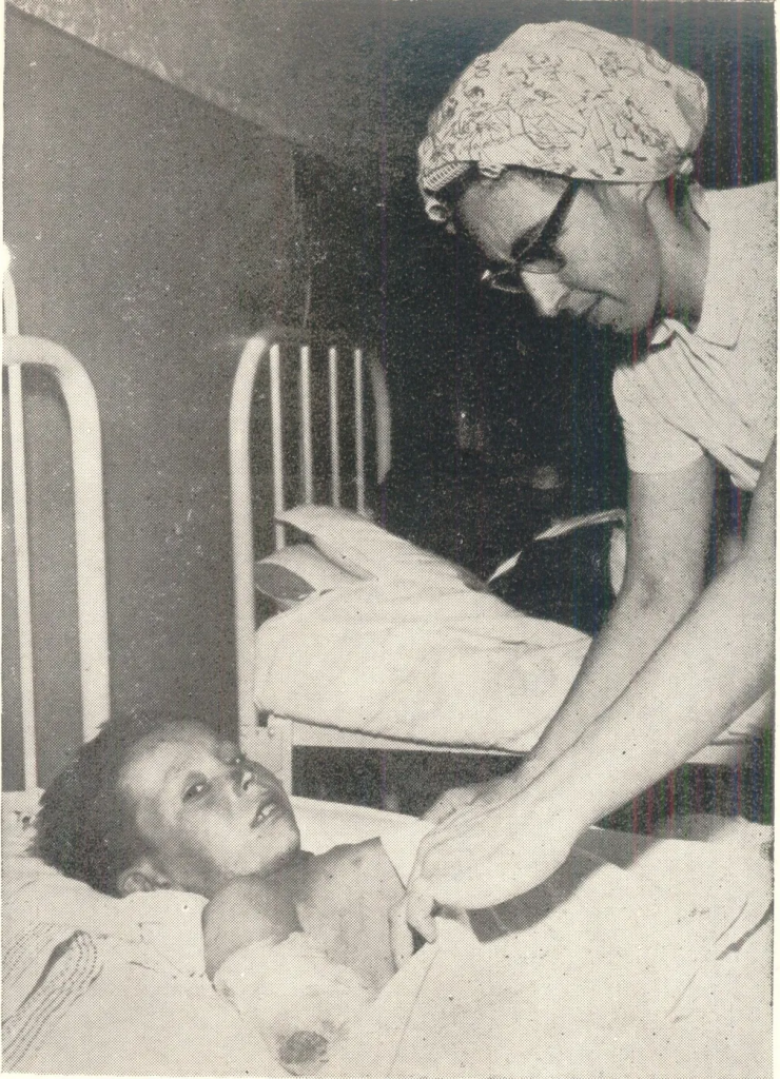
left=229, top=332, right=392, bottom=781
left=229, top=334, right=271, bottom=753
left=3, top=335, right=110, bottom=760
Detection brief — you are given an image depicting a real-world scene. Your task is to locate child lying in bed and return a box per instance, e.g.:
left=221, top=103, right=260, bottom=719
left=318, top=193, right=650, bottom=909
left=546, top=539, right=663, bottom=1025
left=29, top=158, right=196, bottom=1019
left=35, top=715, right=410, bottom=1073
left=36, top=714, right=596, bottom=1072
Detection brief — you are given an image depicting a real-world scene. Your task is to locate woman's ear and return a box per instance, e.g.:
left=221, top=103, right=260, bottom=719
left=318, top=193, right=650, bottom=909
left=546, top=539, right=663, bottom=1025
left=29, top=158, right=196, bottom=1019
left=117, top=857, right=171, bottom=896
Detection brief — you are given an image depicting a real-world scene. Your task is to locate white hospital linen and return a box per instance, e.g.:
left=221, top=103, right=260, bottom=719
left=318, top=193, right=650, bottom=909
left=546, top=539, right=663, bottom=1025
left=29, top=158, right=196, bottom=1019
left=255, top=579, right=590, bottom=751
left=254, top=504, right=591, bottom=751
left=325, top=818, right=773, bottom=1079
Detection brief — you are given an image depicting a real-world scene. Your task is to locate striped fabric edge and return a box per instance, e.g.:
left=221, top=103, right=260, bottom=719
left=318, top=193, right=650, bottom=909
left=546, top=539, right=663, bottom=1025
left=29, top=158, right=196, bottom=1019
left=2, top=929, right=102, bottom=1071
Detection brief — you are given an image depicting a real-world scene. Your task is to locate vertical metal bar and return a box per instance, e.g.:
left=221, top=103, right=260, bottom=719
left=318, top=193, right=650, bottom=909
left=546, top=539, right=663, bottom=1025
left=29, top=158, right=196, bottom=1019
left=328, top=346, right=341, bottom=507
left=55, top=362, right=110, bottom=744
left=368, top=352, right=392, bottom=488
left=62, top=372, right=110, bottom=744
left=6, top=364, right=38, bottom=790
left=230, top=335, right=268, bottom=759
left=3, top=263, right=20, bottom=336
left=4, top=338, right=112, bottom=758
left=354, top=348, right=366, bottom=516
left=269, top=344, right=286, bottom=549
left=299, top=345, right=314, bottom=504
left=4, top=269, right=37, bottom=788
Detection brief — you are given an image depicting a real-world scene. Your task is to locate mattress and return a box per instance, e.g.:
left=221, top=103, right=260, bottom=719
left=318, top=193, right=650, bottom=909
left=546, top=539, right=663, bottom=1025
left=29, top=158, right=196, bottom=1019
left=253, top=506, right=771, bottom=761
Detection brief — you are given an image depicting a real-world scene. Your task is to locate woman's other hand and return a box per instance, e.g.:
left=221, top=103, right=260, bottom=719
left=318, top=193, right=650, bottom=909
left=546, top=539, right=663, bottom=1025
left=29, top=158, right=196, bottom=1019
left=422, top=781, right=483, bottom=824
left=393, top=780, right=584, bottom=964
left=422, top=765, right=526, bottom=824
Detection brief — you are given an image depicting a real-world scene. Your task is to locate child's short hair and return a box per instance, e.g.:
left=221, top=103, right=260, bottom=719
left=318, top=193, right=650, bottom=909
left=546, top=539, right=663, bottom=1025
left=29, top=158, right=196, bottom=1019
left=35, top=713, right=198, bottom=896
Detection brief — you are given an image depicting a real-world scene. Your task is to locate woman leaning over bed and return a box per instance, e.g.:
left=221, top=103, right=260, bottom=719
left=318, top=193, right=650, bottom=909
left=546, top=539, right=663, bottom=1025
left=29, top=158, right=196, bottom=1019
left=394, top=20, right=776, bottom=955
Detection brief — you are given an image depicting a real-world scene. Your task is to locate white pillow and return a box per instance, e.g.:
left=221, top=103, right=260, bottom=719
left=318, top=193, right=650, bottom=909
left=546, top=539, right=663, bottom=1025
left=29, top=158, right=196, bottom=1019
left=2, top=790, right=207, bottom=976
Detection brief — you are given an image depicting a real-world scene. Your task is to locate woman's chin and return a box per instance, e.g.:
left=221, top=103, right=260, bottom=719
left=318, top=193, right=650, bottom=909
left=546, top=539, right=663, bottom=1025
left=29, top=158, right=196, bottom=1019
left=589, top=298, right=650, bottom=335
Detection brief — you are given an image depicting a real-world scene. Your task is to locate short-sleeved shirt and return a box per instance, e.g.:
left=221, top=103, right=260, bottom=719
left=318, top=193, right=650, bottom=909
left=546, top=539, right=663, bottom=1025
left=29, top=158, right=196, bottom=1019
left=612, top=183, right=777, bottom=491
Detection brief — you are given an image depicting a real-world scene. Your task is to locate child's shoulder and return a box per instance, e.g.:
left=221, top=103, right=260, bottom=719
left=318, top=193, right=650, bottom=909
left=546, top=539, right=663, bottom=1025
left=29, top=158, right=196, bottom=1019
left=203, top=871, right=301, bottom=979
left=203, top=840, right=403, bottom=983
left=310, top=832, right=399, bottom=884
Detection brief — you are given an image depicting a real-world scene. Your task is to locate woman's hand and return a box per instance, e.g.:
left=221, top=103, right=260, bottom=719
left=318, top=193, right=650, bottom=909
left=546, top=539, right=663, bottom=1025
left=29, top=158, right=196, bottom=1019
left=391, top=781, right=584, bottom=966
left=422, top=763, right=529, bottom=824
left=422, top=782, right=483, bottom=824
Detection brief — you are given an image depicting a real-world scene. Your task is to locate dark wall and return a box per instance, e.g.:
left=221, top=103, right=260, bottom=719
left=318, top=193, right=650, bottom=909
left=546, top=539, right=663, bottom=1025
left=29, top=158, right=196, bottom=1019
left=3, top=10, right=298, bottom=787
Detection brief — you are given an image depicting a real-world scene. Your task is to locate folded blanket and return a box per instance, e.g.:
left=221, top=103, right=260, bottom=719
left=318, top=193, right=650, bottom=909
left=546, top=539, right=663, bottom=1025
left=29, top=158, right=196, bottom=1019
left=255, top=578, right=590, bottom=750
left=254, top=507, right=590, bottom=750
left=254, top=506, right=770, bottom=759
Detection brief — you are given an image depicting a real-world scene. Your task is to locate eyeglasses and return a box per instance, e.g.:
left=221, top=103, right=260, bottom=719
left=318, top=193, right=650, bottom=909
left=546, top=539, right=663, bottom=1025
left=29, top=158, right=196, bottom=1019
left=481, top=180, right=579, bottom=294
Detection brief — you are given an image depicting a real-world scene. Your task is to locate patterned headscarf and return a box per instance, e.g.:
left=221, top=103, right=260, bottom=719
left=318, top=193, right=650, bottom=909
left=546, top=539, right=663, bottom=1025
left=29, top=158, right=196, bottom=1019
left=418, top=21, right=708, bottom=222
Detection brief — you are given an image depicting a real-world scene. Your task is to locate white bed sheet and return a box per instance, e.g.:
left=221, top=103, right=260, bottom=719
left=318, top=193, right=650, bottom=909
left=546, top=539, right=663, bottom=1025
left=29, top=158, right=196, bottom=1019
left=5, top=792, right=772, bottom=1079
left=326, top=816, right=774, bottom=1079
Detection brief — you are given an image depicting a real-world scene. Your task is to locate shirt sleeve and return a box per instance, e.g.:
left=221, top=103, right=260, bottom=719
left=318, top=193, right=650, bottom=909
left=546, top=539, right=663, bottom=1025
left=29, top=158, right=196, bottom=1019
left=612, top=364, right=704, bottom=476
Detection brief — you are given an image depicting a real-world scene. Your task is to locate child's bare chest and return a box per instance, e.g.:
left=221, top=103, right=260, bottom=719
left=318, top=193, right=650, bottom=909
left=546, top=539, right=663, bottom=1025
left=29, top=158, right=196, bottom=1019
left=290, top=840, right=404, bottom=992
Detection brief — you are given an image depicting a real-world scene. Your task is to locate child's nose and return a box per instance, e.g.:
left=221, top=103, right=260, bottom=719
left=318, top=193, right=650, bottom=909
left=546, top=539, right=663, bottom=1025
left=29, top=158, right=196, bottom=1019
left=232, top=763, right=255, bottom=794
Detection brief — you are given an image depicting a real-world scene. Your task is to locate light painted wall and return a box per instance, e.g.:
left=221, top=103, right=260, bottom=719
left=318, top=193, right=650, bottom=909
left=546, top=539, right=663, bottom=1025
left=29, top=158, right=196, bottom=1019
left=3, top=9, right=298, bottom=786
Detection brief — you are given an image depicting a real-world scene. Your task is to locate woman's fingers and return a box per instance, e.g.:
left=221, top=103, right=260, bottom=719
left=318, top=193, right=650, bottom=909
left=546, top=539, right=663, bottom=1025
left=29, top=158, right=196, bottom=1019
left=416, top=785, right=584, bottom=912
left=421, top=784, right=479, bottom=823
left=389, top=897, right=417, bottom=968
left=389, top=887, right=437, bottom=968
left=394, top=783, right=582, bottom=962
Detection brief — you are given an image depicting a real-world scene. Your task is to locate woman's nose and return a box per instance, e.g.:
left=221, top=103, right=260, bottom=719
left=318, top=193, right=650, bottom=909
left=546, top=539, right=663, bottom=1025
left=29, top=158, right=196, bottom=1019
left=520, top=272, right=569, bottom=318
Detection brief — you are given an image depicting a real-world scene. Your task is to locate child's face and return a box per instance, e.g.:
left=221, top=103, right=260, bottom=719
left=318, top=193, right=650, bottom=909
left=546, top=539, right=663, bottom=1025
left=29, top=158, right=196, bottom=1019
left=119, top=723, right=300, bottom=897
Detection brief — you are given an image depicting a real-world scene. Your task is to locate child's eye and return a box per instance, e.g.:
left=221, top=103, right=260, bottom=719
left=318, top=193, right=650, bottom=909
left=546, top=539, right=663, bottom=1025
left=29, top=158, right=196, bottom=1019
left=218, top=743, right=245, bottom=767
left=183, top=779, right=210, bottom=801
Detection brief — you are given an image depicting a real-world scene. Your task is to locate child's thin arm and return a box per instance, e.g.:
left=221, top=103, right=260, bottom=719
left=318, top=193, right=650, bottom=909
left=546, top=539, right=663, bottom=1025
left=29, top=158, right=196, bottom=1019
left=203, top=875, right=301, bottom=980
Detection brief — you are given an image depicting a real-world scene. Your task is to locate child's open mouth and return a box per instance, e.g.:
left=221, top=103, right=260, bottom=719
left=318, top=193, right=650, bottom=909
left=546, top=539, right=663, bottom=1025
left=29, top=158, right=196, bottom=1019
left=251, top=796, right=283, bottom=827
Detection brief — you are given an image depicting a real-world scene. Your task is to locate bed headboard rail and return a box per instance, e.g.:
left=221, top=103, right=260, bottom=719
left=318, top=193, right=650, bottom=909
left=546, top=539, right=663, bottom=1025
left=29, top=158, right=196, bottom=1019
left=3, top=271, right=110, bottom=789
left=229, top=332, right=390, bottom=780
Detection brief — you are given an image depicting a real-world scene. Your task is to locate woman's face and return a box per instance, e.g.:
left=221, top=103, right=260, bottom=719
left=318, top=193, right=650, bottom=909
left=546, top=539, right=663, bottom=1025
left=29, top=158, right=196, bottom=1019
left=456, top=171, right=663, bottom=335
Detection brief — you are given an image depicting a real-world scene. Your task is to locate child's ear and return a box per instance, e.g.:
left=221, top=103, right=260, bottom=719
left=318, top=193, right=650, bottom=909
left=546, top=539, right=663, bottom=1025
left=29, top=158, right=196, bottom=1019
left=117, top=857, right=171, bottom=896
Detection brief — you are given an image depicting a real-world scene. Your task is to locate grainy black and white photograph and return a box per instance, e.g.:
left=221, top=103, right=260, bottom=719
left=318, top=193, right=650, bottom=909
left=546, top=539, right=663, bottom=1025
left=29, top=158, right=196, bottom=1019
left=2, top=1, right=776, bottom=1076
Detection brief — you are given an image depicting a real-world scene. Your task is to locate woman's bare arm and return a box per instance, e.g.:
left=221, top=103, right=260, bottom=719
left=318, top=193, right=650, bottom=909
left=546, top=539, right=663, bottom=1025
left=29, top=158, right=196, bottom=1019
left=518, top=454, right=715, bottom=785
left=401, top=446, right=775, bottom=925
left=539, top=443, right=775, bottom=825
left=425, top=456, right=714, bottom=821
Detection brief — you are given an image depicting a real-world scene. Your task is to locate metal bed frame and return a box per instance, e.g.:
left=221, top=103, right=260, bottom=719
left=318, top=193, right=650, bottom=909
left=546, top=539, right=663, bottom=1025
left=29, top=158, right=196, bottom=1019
left=229, top=331, right=416, bottom=790
left=3, top=267, right=110, bottom=791
left=229, top=332, right=523, bottom=792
